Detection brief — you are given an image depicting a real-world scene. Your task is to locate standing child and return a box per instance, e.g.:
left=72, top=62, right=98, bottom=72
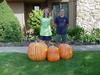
left=39, top=8, right=52, bottom=44
left=54, top=9, right=69, bottom=43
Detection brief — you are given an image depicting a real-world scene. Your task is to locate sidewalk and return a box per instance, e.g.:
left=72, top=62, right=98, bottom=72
left=0, top=45, right=100, bottom=53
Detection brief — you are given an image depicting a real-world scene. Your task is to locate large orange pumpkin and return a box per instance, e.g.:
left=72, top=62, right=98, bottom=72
left=47, top=46, right=60, bottom=62
left=28, top=42, right=48, bottom=61
left=59, top=44, right=73, bottom=60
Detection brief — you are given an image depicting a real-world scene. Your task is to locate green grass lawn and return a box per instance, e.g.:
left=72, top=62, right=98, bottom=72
left=0, top=52, right=100, bottom=75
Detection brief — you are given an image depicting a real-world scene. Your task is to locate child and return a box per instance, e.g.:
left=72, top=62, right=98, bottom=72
left=39, top=8, right=52, bottom=44
left=54, top=9, right=69, bottom=43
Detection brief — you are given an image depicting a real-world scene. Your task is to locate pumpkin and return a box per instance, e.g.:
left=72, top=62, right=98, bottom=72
left=28, top=42, right=47, bottom=61
left=59, top=44, right=73, bottom=60
left=47, top=46, right=60, bottom=62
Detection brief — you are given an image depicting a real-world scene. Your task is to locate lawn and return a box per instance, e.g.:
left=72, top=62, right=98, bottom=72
left=0, top=52, right=100, bottom=75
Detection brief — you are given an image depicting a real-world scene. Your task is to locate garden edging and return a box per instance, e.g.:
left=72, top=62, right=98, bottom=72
left=0, top=45, right=100, bottom=53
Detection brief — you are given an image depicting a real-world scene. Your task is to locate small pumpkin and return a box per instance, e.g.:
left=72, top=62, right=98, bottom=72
left=59, top=44, right=73, bottom=60
left=28, top=42, right=47, bottom=61
left=47, top=46, right=60, bottom=62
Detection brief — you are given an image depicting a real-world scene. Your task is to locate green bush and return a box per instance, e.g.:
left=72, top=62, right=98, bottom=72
left=80, top=34, right=96, bottom=43
left=51, top=25, right=56, bottom=36
left=67, top=26, right=84, bottom=41
left=80, top=28, right=100, bottom=43
left=27, top=10, right=43, bottom=35
left=67, top=26, right=100, bottom=44
left=0, top=0, right=22, bottom=42
left=92, top=28, right=100, bottom=42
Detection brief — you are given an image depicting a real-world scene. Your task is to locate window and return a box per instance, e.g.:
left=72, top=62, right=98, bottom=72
left=52, top=3, right=69, bottom=18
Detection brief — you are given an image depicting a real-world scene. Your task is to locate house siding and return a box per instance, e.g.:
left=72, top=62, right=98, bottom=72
left=8, top=2, right=25, bottom=30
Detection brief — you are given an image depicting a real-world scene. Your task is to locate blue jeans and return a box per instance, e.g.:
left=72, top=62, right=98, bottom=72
left=56, top=34, right=67, bottom=43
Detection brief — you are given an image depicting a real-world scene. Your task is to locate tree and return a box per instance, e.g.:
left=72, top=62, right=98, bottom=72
left=0, top=0, right=22, bottom=42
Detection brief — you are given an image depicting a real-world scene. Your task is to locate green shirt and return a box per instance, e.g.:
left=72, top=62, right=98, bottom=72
left=40, top=17, right=52, bottom=36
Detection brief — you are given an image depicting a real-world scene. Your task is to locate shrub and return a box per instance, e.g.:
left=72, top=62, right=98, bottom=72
left=0, top=0, right=22, bottom=42
left=67, top=26, right=100, bottom=44
left=51, top=25, right=56, bottom=36
left=80, top=28, right=100, bottom=43
left=27, top=10, right=43, bottom=35
left=92, top=28, right=100, bottom=42
left=80, top=34, right=96, bottom=43
left=67, top=26, right=84, bottom=41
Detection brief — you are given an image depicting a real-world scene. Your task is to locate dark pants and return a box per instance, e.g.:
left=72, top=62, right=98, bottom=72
left=39, top=36, right=52, bottom=41
left=56, top=34, right=67, bottom=43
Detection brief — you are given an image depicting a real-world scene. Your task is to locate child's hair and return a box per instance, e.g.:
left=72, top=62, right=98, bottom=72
left=43, top=7, right=51, bottom=18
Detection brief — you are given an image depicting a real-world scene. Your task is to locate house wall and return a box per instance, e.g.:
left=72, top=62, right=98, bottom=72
left=77, top=0, right=100, bottom=33
left=69, top=0, right=76, bottom=27
left=24, top=3, right=33, bottom=28
left=8, top=2, right=25, bottom=30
